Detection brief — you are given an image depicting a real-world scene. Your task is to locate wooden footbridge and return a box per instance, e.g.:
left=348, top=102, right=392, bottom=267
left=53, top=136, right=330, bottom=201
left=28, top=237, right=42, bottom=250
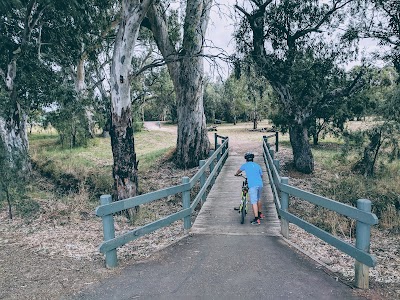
left=89, top=134, right=378, bottom=299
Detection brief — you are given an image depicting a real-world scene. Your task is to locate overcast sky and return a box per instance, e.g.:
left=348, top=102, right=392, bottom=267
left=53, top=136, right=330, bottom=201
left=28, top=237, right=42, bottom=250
left=204, top=1, right=237, bottom=80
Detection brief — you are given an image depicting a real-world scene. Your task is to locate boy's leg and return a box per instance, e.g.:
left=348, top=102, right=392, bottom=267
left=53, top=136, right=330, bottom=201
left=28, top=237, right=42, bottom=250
left=257, top=201, right=263, bottom=218
left=252, top=203, right=258, bottom=218
left=249, top=187, right=260, bottom=225
left=257, top=187, right=264, bottom=219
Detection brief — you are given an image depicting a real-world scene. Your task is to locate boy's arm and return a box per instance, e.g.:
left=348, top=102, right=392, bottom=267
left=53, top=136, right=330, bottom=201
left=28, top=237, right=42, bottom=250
left=235, top=169, right=242, bottom=176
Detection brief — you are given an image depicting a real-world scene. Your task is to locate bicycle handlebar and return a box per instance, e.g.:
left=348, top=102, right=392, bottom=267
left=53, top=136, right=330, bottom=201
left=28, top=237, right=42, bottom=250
left=235, top=174, right=247, bottom=179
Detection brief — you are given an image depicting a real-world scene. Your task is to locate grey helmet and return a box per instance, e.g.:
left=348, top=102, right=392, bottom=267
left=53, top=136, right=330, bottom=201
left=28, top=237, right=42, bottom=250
left=244, top=152, right=254, bottom=161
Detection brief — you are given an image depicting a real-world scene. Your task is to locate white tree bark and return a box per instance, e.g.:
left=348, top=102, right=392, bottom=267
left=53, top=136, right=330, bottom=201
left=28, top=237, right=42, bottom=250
left=110, top=0, right=152, bottom=201
left=0, top=58, right=30, bottom=171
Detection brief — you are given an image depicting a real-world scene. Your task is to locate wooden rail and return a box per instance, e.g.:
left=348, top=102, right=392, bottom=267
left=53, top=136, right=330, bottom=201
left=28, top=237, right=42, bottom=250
left=96, top=134, right=229, bottom=268
left=262, top=135, right=378, bottom=289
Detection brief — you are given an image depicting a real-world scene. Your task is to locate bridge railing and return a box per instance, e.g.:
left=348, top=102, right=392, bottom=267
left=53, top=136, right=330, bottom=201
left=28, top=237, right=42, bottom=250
left=96, top=134, right=229, bottom=268
left=262, top=135, right=378, bottom=289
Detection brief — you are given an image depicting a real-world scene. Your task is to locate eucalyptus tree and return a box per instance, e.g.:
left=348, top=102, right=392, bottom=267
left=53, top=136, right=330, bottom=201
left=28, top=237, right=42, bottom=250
left=0, top=0, right=58, bottom=172
left=0, top=0, right=116, bottom=171
left=42, top=0, right=117, bottom=139
left=108, top=0, right=153, bottom=203
left=146, top=0, right=212, bottom=168
left=235, top=0, right=362, bottom=173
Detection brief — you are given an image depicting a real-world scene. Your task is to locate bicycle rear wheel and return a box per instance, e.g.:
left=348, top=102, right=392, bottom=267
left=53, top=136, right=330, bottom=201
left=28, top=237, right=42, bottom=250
left=240, top=198, right=246, bottom=224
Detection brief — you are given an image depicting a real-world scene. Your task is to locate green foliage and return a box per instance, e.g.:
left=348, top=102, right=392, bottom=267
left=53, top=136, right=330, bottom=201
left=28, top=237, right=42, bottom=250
left=139, top=67, right=176, bottom=122
left=45, top=87, right=91, bottom=148
left=342, top=122, right=400, bottom=177
left=204, top=64, right=273, bottom=125
left=318, top=172, right=400, bottom=227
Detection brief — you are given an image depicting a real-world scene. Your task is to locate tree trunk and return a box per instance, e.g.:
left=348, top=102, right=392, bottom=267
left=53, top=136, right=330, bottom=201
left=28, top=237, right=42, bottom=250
left=289, top=123, right=314, bottom=174
left=253, top=111, right=257, bottom=130
left=312, top=133, right=319, bottom=146
left=147, top=0, right=211, bottom=168
left=175, top=63, right=210, bottom=167
left=0, top=3, right=49, bottom=173
left=110, top=0, right=151, bottom=204
left=353, top=129, right=383, bottom=177
left=75, top=55, right=95, bottom=138
left=0, top=60, right=31, bottom=173
left=6, top=189, right=13, bottom=220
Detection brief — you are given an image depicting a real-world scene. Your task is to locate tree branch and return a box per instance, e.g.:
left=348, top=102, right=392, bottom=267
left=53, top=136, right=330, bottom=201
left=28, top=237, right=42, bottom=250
left=322, top=69, right=365, bottom=104
left=145, top=2, right=180, bottom=80
left=291, top=0, right=352, bottom=41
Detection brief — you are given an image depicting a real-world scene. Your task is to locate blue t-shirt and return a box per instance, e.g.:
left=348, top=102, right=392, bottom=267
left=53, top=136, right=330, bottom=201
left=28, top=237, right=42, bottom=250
left=240, top=162, right=263, bottom=188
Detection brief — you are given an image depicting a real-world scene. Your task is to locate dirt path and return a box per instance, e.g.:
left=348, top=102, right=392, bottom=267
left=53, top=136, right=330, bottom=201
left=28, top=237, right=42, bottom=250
left=143, top=121, right=176, bottom=133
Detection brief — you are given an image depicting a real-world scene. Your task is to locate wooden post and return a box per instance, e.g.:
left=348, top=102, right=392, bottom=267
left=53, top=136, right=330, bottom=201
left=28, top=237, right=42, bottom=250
left=199, top=160, right=207, bottom=205
left=280, top=177, right=289, bottom=238
left=214, top=133, right=218, bottom=150
left=100, top=195, right=117, bottom=268
left=354, top=199, right=372, bottom=289
left=209, top=150, right=215, bottom=185
left=182, top=177, right=191, bottom=230
left=275, top=131, right=279, bottom=152
left=224, top=138, right=229, bottom=163
left=216, top=144, right=222, bottom=173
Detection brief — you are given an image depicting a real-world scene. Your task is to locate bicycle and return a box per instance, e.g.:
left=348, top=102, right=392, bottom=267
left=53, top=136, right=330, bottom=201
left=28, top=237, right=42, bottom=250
left=234, top=174, right=249, bottom=224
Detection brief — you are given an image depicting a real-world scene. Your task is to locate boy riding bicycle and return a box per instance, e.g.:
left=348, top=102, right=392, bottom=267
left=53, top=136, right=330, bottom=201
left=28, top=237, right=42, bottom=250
left=235, top=152, right=264, bottom=225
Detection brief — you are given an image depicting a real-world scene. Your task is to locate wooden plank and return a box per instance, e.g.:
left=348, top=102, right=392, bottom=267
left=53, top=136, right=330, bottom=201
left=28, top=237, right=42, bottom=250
left=280, top=184, right=378, bottom=225
left=279, top=210, right=377, bottom=267
left=99, top=208, right=191, bottom=253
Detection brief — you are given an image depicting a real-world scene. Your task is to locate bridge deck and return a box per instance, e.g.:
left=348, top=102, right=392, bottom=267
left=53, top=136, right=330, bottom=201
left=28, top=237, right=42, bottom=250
left=191, top=154, right=281, bottom=236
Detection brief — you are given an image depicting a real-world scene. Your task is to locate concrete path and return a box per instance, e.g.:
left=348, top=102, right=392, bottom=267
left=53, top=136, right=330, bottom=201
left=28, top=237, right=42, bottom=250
left=69, top=152, right=364, bottom=300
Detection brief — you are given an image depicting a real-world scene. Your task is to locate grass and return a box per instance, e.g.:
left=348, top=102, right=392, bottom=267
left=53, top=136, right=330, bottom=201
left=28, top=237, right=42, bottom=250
left=308, top=138, right=400, bottom=231
left=29, top=129, right=177, bottom=203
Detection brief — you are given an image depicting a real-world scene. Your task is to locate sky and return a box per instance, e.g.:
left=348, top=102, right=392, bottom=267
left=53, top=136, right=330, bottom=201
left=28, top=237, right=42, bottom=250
left=204, top=0, right=237, bottom=80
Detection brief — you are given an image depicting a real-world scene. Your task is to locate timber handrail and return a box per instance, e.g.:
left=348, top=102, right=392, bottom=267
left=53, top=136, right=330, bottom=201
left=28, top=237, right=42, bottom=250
left=96, top=133, right=229, bottom=268
left=262, top=135, right=378, bottom=289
